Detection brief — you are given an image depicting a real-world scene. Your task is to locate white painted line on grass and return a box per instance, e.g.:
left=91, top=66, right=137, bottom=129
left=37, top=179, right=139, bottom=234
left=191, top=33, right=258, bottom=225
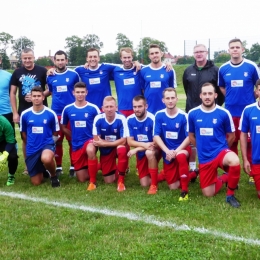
left=1, top=191, right=260, bottom=246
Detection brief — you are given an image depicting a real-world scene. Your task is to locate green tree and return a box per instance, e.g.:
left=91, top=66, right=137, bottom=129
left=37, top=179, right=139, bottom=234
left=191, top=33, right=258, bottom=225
left=116, top=33, right=133, bottom=51
left=214, top=53, right=230, bottom=63
left=176, top=56, right=194, bottom=65
left=0, top=32, right=13, bottom=51
left=0, top=51, right=10, bottom=69
left=136, top=37, right=168, bottom=64
left=12, top=36, right=35, bottom=67
left=35, top=57, right=54, bottom=66
left=82, top=34, right=103, bottom=50
left=244, top=42, right=260, bottom=63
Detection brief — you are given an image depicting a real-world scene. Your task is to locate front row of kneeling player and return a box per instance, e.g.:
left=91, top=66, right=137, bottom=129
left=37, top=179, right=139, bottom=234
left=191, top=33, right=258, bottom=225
left=2, top=81, right=260, bottom=208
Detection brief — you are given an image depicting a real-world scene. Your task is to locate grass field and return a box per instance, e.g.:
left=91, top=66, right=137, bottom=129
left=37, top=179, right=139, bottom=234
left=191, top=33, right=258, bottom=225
left=1, top=67, right=260, bottom=259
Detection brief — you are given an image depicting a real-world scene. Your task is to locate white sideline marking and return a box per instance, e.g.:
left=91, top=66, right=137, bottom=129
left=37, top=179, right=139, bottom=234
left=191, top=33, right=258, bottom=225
left=1, top=191, right=260, bottom=246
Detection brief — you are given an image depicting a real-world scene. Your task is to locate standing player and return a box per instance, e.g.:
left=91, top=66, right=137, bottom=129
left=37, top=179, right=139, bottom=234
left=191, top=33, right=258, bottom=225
left=153, top=88, right=197, bottom=201
left=20, top=86, right=60, bottom=187
left=0, top=115, right=18, bottom=186
left=218, top=38, right=260, bottom=184
left=47, top=50, right=80, bottom=177
left=113, top=47, right=143, bottom=117
left=93, top=96, right=128, bottom=192
left=183, top=44, right=224, bottom=171
left=239, top=79, right=260, bottom=199
left=61, top=82, right=100, bottom=189
left=75, top=48, right=117, bottom=109
left=188, top=83, right=241, bottom=208
left=140, top=44, right=177, bottom=114
left=127, top=95, right=160, bottom=194
left=10, top=48, right=49, bottom=175
left=0, top=56, right=14, bottom=130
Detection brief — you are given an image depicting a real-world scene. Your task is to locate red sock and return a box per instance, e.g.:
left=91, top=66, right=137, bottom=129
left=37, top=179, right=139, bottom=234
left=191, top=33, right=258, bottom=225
left=176, top=153, right=189, bottom=177
left=117, top=146, right=128, bottom=173
left=215, top=178, right=224, bottom=195
left=219, top=173, right=228, bottom=183
left=149, top=168, right=158, bottom=186
left=118, top=173, right=125, bottom=183
left=158, top=169, right=165, bottom=182
left=55, top=143, right=63, bottom=165
left=188, top=171, right=197, bottom=180
left=180, top=173, right=189, bottom=192
left=227, top=165, right=240, bottom=196
left=258, top=194, right=260, bottom=200
left=88, top=159, right=98, bottom=183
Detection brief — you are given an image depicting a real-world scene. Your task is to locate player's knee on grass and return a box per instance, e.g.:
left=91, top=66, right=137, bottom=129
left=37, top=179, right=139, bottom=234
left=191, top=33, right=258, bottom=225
left=202, top=184, right=215, bottom=197
left=31, top=173, right=43, bottom=186
left=140, top=176, right=151, bottom=187
left=103, top=170, right=116, bottom=183
left=76, top=168, right=89, bottom=182
left=168, top=180, right=180, bottom=190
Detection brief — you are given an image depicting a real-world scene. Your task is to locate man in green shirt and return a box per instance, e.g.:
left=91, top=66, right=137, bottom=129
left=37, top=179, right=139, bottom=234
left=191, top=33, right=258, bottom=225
left=0, top=115, right=18, bottom=185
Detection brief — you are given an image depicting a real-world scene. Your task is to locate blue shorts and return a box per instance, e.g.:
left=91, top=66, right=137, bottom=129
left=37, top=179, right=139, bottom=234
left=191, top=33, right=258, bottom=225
left=26, top=144, right=55, bottom=177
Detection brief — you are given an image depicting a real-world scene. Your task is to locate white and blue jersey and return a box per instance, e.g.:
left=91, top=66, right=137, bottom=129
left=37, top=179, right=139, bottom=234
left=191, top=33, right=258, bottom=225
left=61, top=102, right=100, bottom=151
left=127, top=112, right=155, bottom=160
left=239, top=102, right=260, bottom=164
left=47, top=69, right=80, bottom=116
left=187, top=105, right=235, bottom=164
left=93, top=112, right=128, bottom=155
left=112, top=66, right=142, bottom=111
left=153, top=108, right=187, bottom=164
left=140, top=65, right=177, bottom=114
left=75, top=63, right=116, bottom=108
left=218, top=59, right=260, bottom=117
left=20, top=106, right=59, bottom=156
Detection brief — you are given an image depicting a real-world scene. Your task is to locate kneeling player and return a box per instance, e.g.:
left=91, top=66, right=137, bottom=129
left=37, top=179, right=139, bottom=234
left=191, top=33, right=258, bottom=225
left=93, top=96, right=128, bottom=192
left=20, top=86, right=60, bottom=187
left=153, top=88, right=197, bottom=201
left=127, top=95, right=161, bottom=194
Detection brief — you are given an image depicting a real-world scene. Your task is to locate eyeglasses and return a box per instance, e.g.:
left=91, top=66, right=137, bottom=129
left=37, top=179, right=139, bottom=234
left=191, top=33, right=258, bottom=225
left=194, top=51, right=207, bottom=54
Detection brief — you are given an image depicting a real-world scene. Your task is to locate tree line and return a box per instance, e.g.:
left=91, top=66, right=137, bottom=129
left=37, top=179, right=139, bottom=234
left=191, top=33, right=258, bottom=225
left=1, top=31, right=260, bottom=68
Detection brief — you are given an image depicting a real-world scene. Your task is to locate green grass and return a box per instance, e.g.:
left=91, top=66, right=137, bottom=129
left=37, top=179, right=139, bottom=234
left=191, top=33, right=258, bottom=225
left=1, top=67, right=260, bottom=259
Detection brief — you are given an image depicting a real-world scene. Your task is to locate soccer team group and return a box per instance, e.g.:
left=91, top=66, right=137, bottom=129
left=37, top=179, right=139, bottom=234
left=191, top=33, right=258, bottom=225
left=0, top=38, right=260, bottom=208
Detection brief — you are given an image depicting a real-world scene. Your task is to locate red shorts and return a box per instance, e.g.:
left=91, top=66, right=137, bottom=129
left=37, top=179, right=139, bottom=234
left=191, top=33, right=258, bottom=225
left=250, top=164, right=260, bottom=191
left=100, top=148, right=117, bottom=175
left=71, top=139, right=93, bottom=171
left=58, top=115, right=71, bottom=142
left=119, top=110, right=134, bottom=117
left=199, top=149, right=231, bottom=189
left=136, top=156, right=149, bottom=179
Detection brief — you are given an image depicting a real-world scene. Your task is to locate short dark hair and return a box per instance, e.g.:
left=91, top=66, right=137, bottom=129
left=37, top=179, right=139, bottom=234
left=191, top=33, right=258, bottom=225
left=54, top=50, right=67, bottom=59
left=31, top=86, right=43, bottom=93
left=228, top=38, right=243, bottom=47
left=255, top=79, right=260, bottom=88
left=133, top=95, right=147, bottom=104
left=22, top=48, right=34, bottom=55
left=149, top=44, right=161, bottom=51
left=74, top=82, right=87, bottom=90
left=201, top=82, right=216, bottom=92
left=163, top=87, right=177, bottom=98
left=87, top=48, right=100, bottom=57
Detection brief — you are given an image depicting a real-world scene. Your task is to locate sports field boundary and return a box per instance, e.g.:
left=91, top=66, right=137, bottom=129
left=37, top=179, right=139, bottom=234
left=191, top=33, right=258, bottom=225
left=1, top=190, right=259, bottom=246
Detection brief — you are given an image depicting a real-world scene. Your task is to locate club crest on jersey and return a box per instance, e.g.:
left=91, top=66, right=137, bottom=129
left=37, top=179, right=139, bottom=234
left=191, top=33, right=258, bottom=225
left=175, top=123, right=179, bottom=128
left=244, top=72, right=248, bottom=77
left=133, top=72, right=136, bottom=75
left=160, top=74, right=164, bottom=78
left=85, top=113, right=88, bottom=118
left=145, top=127, right=148, bottom=131
left=114, top=129, right=117, bottom=133
left=66, top=78, right=69, bottom=82
left=43, top=119, right=47, bottom=124
left=99, top=70, right=103, bottom=74
left=213, top=119, right=217, bottom=124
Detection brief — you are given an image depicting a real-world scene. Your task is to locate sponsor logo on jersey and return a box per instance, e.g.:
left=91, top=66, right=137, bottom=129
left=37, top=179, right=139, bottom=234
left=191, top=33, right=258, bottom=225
left=166, top=131, right=178, bottom=139
left=213, top=119, right=217, bottom=124
left=200, top=128, right=213, bottom=136
left=32, top=127, right=43, bottom=134
left=137, top=134, right=148, bottom=141
left=256, top=126, right=260, bottom=133
left=75, top=121, right=86, bottom=127
left=105, top=135, right=116, bottom=141
left=231, top=80, right=243, bottom=87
